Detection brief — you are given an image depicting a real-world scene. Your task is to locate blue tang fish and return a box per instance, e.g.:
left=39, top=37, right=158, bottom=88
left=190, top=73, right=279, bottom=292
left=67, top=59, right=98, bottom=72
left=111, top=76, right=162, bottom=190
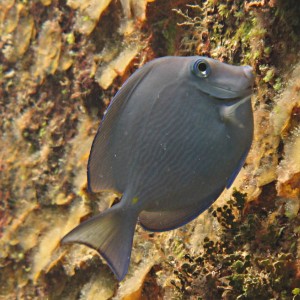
left=62, top=56, right=254, bottom=281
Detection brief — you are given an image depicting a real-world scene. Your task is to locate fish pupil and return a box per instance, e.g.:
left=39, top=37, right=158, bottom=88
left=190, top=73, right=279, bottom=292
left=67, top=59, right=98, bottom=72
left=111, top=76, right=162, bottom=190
left=198, top=62, right=207, bottom=73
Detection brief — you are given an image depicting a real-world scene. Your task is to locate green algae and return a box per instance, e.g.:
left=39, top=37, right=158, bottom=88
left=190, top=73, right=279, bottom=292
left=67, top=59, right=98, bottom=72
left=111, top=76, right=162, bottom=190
left=172, top=191, right=300, bottom=299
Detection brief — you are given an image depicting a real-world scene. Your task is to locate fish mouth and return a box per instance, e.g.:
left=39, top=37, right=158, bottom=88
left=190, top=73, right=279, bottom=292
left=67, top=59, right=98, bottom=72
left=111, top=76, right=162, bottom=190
left=214, top=83, right=252, bottom=97
left=192, top=78, right=253, bottom=100
left=207, top=85, right=253, bottom=101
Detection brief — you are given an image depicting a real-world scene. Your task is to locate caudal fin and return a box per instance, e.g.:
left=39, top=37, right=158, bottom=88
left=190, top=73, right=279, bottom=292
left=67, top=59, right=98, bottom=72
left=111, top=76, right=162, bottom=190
left=61, top=202, right=137, bottom=281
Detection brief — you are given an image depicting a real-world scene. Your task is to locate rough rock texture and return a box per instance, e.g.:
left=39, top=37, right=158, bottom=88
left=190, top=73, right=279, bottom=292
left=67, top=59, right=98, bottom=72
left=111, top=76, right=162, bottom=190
left=0, top=0, right=300, bottom=299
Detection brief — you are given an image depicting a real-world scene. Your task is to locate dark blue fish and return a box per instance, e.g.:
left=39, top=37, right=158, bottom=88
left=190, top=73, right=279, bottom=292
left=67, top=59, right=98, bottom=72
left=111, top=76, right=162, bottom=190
left=62, top=56, right=254, bottom=281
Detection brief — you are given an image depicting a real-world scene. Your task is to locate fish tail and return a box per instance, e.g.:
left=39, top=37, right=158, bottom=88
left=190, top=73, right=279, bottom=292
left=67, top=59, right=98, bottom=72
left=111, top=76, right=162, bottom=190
left=61, top=202, right=137, bottom=281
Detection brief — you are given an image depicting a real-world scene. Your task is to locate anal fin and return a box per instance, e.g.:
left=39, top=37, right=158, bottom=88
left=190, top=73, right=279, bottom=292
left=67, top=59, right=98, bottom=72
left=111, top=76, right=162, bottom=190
left=139, top=188, right=224, bottom=232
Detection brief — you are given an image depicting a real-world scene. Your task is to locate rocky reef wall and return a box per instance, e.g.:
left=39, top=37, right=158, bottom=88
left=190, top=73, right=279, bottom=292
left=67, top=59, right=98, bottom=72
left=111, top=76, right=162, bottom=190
left=0, top=0, right=299, bottom=299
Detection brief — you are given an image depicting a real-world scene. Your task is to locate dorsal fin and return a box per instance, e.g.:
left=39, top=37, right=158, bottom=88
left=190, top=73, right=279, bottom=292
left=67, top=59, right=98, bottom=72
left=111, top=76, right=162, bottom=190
left=87, top=61, right=156, bottom=193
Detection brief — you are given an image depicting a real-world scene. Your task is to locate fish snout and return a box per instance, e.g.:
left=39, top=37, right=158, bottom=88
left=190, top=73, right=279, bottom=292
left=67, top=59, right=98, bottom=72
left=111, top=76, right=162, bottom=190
left=243, top=65, right=254, bottom=84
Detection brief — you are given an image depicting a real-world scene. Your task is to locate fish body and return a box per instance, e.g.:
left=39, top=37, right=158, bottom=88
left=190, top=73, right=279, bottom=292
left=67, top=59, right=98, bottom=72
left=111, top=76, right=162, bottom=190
left=62, top=56, right=254, bottom=281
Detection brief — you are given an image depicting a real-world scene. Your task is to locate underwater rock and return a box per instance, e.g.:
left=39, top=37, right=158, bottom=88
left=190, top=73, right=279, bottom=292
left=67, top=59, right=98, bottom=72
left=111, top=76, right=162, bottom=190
left=67, top=0, right=112, bottom=35
left=115, top=242, right=161, bottom=299
left=95, top=43, right=142, bottom=89
left=0, top=3, right=34, bottom=62
left=31, top=200, right=90, bottom=283
left=68, top=0, right=153, bottom=36
left=271, top=63, right=300, bottom=199
left=79, top=272, right=115, bottom=300
left=40, top=0, right=52, bottom=6
left=32, top=20, right=62, bottom=83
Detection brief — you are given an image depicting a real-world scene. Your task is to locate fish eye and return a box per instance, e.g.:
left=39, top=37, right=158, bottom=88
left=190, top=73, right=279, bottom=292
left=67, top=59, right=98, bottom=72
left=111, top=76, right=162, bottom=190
left=192, top=59, right=211, bottom=78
